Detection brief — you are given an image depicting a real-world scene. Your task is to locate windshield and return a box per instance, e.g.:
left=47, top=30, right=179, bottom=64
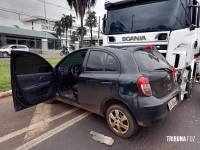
left=134, top=50, right=171, bottom=71
left=105, top=0, right=187, bottom=35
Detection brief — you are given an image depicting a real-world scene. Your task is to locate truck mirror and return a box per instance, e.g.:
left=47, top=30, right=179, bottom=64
left=102, top=14, right=106, bottom=34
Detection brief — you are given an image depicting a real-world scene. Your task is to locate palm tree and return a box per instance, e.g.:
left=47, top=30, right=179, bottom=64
left=61, top=14, right=71, bottom=47
left=76, top=27, right=87, bottom=43
left=85, top=11, right=97, bottom=46
left=66, top=0, right=96, bottom=47
left=69, top=14, right=76, bottom=37
left=53, top=21, right=64, bottom=42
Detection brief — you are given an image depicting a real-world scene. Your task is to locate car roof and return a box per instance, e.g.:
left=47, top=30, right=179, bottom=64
left=83, top=46, right=147, bottom=54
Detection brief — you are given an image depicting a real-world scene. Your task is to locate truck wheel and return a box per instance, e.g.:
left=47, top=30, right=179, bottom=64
left=2, top=52, right=9, bottom=58
left=106, top=104, right=138, bottom=138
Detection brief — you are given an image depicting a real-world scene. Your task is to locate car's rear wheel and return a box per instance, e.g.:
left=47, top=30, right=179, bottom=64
left=106, top=104, right=138, bottom=138
left=60, top=51, right=64, bottom=56
left=2, top=52, right=9, bottom=58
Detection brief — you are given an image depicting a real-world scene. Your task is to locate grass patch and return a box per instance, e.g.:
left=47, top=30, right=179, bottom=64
left=0, top=58, right=61, bottom=92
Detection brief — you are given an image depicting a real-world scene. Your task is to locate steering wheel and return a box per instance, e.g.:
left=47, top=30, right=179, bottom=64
left=70, top=65, right=82, bottom=78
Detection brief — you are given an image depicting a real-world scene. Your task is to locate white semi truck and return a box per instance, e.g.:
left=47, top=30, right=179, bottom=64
left=102, top=0, right=200, bottom=100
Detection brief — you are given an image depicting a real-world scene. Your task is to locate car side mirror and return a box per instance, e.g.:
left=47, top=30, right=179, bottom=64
left=102, top=14, right=106, bottom=34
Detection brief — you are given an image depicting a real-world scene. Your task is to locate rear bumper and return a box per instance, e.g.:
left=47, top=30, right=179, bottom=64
left=131, top=86, right=181, bottom=127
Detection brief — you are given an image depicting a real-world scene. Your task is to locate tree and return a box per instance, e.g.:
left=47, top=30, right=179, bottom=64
left=85, top=11, right=97, bottom=46
left=76, top=27, right=87, bottom=44
left=61, top=14, right=75, bottom=47
left=69, top=14, right=76, bottom=37
left=53, top=21, right=64, bottom=41
left=66, top=0, right=96, bottom=47
left=70, top=31, right=79, bottom=44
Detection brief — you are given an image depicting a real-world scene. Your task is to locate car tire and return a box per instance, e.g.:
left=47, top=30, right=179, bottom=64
left=106, top=104, right=138, bottom=138
left=2, top=52, right=9, bottom=58
left=60, top=51, right=64, bottom=56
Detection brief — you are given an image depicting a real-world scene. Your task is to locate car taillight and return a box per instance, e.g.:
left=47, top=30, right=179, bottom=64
left=137, top=77, right=152, bottom=97
left=172, top=67, right=177, bottom=82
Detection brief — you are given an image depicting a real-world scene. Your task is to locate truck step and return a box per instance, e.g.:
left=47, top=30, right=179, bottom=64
left=181, top=91, right=188, bottom=95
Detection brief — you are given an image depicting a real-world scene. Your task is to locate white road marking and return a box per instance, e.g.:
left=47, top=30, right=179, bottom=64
left=15, top=112, right=91, bottom=150
left=24, top=103, right=52, bottom=140
left=0, top=108, right=79, bottom=143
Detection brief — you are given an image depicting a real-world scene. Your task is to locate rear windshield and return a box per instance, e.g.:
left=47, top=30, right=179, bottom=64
left=134, top=50, right=171, bottom=71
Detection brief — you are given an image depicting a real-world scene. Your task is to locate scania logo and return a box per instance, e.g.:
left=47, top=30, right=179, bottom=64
left=122, top=36, right=146, bottom=41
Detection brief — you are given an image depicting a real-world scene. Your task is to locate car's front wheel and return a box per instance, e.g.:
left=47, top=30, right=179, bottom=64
left=106, top=104, right=138, bottom=138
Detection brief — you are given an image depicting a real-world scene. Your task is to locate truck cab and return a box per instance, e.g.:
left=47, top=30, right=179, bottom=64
left=103, top=0, right=200, bottom=100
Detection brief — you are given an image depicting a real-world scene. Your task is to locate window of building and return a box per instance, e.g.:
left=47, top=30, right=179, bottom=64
left=41, top=25, right=46, bottom=30
left=49, top=21, right=55, bottom=26
left=0, top=37, right=2, bottom=47
left=36, top=40, right=42, bottom=49
left=18, top=40, right=26, bottom=45
left=48, top=39, right=55, bottom=49
left=41, top=20, right=46, bottom=24
left=55, top=40, right=61, bottom=50
left=27, top=40, right=35, bottom=49
left=7, top=39, right=16, bottom=45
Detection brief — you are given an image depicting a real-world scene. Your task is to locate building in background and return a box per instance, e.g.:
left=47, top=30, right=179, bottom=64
left=22, top=16, right=103, bottom=48
left=0, top=25, right=57, bottom=53
left=0, top=16, right=103, bottom=51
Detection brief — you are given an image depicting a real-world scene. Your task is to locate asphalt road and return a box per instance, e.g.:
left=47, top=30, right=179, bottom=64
left=0, top=84, right=200, bottom=150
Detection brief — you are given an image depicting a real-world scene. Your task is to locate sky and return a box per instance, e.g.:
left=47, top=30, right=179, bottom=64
left=0, top=0, right=106, bottom=27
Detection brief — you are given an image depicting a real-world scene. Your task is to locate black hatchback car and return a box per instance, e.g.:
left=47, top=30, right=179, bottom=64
left=11, top=46, right=181, bottom=138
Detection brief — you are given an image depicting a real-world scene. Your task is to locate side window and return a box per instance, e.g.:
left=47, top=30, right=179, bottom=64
left=86, top=51, right=106, bottom=71
left=11, top=46, right=16, bottom=49
left=105, top=54, right=118, bottom=71
left=18, top=46, right=26, bottom=49
left=86, top=51, right=119, bottom=72
left=59, top=51, right=87, bottom=68
left=15, top=53, right=52, bottom=75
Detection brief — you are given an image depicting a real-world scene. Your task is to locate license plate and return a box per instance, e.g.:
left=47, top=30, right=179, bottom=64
left=168, top=97, right=178, bottom=111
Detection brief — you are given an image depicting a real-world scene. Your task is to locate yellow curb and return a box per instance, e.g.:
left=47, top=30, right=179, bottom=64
left=0, top=90, right=12, bottom=99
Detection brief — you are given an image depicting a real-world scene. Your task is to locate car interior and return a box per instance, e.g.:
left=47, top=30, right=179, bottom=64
left=57, top=50, right=87, bottom=101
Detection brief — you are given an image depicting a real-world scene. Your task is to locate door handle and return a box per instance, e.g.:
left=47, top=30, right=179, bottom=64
left=101, top=81, right=113, bottom=85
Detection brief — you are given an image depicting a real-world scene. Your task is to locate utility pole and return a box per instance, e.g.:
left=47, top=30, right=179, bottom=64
left=44, top=0, right=47, bottom=40
left=18, top=13, right=20, bottom=20
left=97, top=16, right=100, bottom=46
left=42, top=0, right=48, bottom=53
